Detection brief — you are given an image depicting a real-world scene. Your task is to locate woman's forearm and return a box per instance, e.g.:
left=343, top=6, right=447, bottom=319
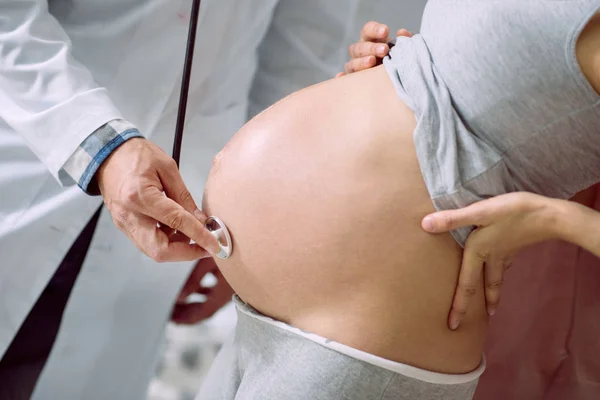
left=552, top=198, right=600, bottom=258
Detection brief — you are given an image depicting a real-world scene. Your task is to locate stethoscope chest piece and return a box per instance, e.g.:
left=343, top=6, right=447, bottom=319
left=205, top=216, right=233, bottom=259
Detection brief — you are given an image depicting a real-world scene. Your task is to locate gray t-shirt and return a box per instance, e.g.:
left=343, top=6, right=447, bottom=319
left=384, top=0, right=600, bottom=245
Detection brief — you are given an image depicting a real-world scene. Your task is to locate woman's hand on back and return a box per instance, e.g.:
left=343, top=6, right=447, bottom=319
left=337, top=21, right=412, bottom=77
left=421, top=192, right=564, bottom=330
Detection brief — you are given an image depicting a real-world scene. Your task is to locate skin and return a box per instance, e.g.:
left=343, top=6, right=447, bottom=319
left=577, top=11, right=600, bottom=94
left=175, top=21, right=413, bottom=325
left=203, top=65, right=488, bottom=374
left=183, top=11, right=600, bottom=372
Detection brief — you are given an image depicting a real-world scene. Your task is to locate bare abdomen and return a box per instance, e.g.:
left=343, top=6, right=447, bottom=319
left=202, top=66, right=487, bottom=373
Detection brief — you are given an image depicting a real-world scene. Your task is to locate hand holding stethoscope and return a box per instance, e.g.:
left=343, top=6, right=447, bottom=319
left=97, top=0, right=231, bottom=262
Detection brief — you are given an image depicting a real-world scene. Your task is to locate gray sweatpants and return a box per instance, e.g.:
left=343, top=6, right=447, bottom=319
left=197, top=296, right=483, bottom=400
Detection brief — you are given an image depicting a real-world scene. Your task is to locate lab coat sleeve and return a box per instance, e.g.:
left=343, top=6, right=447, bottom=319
left=61, top=119, right=144, bottom=193
left=0, top=1, right=125, bottom=181
left=248, top=0, right=376, bottom=117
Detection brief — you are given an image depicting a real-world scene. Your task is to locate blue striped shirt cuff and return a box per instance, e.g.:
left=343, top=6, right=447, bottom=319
left=62, top=119, right=144, bottom=194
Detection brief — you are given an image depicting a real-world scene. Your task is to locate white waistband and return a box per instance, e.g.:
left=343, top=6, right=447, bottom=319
left=234, top=296, right=486, bottom=385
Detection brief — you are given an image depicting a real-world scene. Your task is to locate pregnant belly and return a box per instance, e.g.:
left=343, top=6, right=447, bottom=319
left=202, top=66, right=487, bottom=373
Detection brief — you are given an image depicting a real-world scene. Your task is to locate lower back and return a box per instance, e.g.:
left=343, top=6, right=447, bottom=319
left=203, top=66, right=487, bottom=373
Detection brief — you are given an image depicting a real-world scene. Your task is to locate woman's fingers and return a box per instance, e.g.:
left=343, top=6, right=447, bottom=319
left=425, top=193, right=554, bottom=329
left=349, top=41, right=389, bottom=59
left=360, top=21, right=389, bottom=42
left=484, top=255, right=510, bottom=316
left=422, top=199, right=500, bottom=233
left=344, top=56, right=377, bottom=74
left=337, top=22, right=414, bottom=78
left=448, top=232, right=487, bottom=330
left=423, top=194, right=534, bottom=234
left=396, top=28, right=413, bottom=38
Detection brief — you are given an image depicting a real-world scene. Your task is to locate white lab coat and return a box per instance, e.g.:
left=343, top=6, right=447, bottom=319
left=0, top=0, right=372, bottom=398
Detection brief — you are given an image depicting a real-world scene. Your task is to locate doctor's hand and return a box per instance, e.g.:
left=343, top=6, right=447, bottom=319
left=421, top=192, right=562, bottom=330
left=97, top=138, right=219, bottom=262
left=336, top=21, right=413, bottom=77
left=172, top=257, right=235, bottom=324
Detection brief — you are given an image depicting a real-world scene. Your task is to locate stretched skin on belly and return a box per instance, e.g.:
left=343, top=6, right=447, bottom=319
left=202, top=66, right=487, bottom=374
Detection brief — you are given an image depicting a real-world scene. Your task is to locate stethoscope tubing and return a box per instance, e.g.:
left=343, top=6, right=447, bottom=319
left=170, top=0, right=233, bottom=259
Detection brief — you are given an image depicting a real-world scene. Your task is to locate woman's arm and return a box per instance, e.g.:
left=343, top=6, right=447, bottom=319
left=553, top=197, right=600, bottom=258
left=421, top=192, right=600, bottom=329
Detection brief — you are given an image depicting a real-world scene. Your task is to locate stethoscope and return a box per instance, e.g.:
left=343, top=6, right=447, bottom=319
left=171, top=0, right=233, bottom=259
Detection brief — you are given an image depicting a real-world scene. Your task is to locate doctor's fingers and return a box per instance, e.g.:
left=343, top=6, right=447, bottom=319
left=141, top=189, right=219, bottom=256
left=157, top=158, right=208, bottom=221
left=114, top=209, right=209, bottom=262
